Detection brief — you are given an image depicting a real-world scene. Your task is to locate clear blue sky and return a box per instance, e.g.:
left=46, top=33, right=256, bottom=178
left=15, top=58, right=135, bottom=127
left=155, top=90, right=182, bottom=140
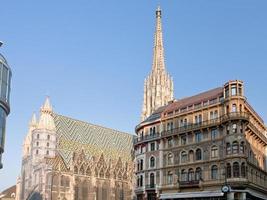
left=1, top=0, right=267, bottom=190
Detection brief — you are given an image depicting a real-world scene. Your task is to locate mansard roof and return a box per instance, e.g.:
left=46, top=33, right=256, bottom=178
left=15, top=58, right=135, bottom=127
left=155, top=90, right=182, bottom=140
left=163, top=87, right=223, bottom=114
left=52, top=114, right=134, bottom=168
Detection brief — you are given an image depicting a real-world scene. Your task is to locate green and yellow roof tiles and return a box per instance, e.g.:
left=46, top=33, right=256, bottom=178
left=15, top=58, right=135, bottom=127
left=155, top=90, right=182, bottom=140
left=52, top=113, right=134, bottom=168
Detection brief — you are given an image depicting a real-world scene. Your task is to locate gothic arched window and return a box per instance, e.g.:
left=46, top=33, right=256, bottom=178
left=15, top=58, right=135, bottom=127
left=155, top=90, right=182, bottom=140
left=195, top=167, right=202, bottom=181
left=188, top=168, right=194, bottom=181
left=150, top=156, right=155, bottom=168
left=196, top=149, right=202, bottom=160
left=181, top=151, right=187, bottom=163
left=241, top=162, right=246, bottom=177
left=167, top=153, right=173, bottom=165
left=232, top=141, right=239, bottom=154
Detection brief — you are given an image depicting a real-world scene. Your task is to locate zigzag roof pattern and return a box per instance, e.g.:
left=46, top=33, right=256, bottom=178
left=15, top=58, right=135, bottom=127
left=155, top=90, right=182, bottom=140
left=52, top=113, right=134, bottom=167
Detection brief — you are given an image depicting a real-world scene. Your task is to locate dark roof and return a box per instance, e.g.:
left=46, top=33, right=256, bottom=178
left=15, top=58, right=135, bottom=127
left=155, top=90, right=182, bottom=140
left=0, top=185, right=16, bottom=198
left=163, top=87, right=223, bottom=114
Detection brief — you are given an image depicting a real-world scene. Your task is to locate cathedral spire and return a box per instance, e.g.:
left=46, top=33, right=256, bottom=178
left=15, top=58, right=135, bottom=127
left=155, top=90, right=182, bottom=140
left=141, top=7, right=174, bottom=121
left=37, top=97, right=55, bottom=130
left=152, top=6, right=165, bottom=72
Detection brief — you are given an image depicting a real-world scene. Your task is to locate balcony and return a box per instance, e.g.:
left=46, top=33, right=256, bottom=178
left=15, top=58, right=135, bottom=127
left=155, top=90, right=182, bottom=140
left=161, top=112, right=249, bottom=138
left=179, top=180, right=199, bottom=188
left=134, top=133, right=160, bottom=145
left=145, top=184, right=156, bottom=190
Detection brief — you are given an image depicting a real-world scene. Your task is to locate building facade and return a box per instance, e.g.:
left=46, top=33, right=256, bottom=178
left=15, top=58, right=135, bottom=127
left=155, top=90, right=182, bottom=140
left=135, top=8, right=267, bottom=200
left=16, top=98, right=134, bottom=200
left=0, top=42, right=12, bottom=169
left=141, top=7, right=174, bottom=122
left=135, top=80, right=267, bottom=199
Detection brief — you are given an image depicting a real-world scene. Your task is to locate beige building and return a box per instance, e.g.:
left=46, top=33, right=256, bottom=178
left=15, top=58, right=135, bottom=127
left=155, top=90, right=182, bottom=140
left=135, top=7, right=267, bottom=200
left=16, top=98, right=134, bottom=200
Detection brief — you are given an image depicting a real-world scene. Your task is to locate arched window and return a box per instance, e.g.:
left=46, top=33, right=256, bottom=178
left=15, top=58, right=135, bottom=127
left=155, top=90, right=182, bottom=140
left=140, top=175, right=143, bottom=187
left=150, top=173, right=155, bottom=186
left=240, top=142, right=245, bottom=154
left=140, top=159, right=143, bottom=171
left=167, top=171, right=173, bottom=184
left=241, top=163, right=246, bottom=177
left=226, top=143, right=231, bottom=154
left=211, top=165, right=218, bottom=180
left=226, top=163, right=231, bottom=178
left=37, top=134, right=39, bottom=139
left=167, top=153, right=173, bottom=165
left=36, top=142, right=39, bottom=146
left=181, top=169, right=187, bottom=181
left=196, top=149, right=202, bottom=161
left=189, top=150, right=194, bottom=162
left=232, top=104, right=237, bottom=112
left=150, top=157, right=155, bottom=168
left=181, top=151, right=187, bottom=163
left=211, top=146, right=218, bottom=158
left=188, top=168, right=194, bottom=181
left=36, top=149, right=38, bottom=155
left=47, top=142, right=49, bottom=147
left=46, top=150, right=49, bottom=155
left=47, top=135, right=50, bottom=140
left=233, top=162, right=240, bottom=177
left=232, top=141, right=239, bottom=154
left=195, top=167, right=202, bottom=181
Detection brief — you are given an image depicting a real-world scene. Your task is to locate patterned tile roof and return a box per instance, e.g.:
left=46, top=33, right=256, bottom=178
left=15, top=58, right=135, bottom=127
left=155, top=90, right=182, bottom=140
left=52, top=114, right=134, bottom=168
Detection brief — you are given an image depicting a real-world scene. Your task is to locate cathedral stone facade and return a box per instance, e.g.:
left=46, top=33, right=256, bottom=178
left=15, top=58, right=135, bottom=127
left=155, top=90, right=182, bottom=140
left=141, top=7, right=174, bottom=121
left=16, top=98, right=134, bottom=200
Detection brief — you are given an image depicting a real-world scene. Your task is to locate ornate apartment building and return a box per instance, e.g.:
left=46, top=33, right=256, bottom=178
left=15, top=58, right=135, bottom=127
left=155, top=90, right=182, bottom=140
left=16, top=98, right=134, bottom=200
left=135, top=7, right=267, bottom=200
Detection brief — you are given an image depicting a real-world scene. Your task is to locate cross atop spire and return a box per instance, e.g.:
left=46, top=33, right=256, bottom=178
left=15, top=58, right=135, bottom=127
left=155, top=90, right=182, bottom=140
left=152, top=5, right=165, bottom=73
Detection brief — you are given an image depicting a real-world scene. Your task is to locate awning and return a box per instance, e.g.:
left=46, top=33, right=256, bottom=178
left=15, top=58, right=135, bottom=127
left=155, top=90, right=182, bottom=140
left=160, top=191, right=224, bottom=199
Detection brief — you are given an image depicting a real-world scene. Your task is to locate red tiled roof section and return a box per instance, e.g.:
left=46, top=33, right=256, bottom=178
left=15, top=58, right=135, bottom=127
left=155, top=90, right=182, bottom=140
left=163, top=87, right=224, bottom=114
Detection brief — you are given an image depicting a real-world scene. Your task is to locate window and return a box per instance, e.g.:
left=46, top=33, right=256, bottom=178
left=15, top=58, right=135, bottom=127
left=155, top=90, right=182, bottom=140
left=233, top=162, right=240, bottom=177
left=240, top=142, right=244, bottom=154
left=181, top=151, right=187, bottom=163
left=47, top=142, right=49, bottom=147
left=214, top=110, right=218, bottom=118
left=210, top=111, right=214, bottom=120
left=181, top=169, right=187, bottom=181
left=181, top=135, right=186, bottom=145
left=150, top=142, right=155, bottom=151
left=46, top=150, right=49, bottom=155
left=168, top=138, right=173, bottom=148
left=195, top=167, right=202, bottom=181
left=226, top=163, right=231, bottom=178
left=140, top=159, right=143, bottom=171
left=211, top=146, right=218, bottom=158
left=226, top=143, right=231, bottom=154
left=232, top=141, right=239, bottom=154
left=232, top=124, right=237, bottom=133
left=211, top=129, right=218, bottom=140
left=150, top=173, right=155, bottom=186
left=231, top=85, right=237, bottom=96
left=36, top=149, right=38, bottom=155
left=37, top=134, right=40, bottom=139
left=167, top=171, right=173, bottom=184
left=189, top=150, right=194, bottom=162
left=47, top=135, right=50, bottom=140
left=167, top=153, right=173, bottom=165
left=150, top=157, right=155, bottom=168
left=188, top=168, right=194, bottom=181
left=241, top=163, right=246, bottom=177
left=36, top=142, right=39, bottom=146
left=232, top=104, right=237, bottom=112
left=196, top=149, right=202, bottom=161
left=195, top=132, right=202, bottom=143
left=140, top=175, right=143, bottom=187
left=152, top=127, right=156, bottom=135
left=211, top=165, right=218, bottom=180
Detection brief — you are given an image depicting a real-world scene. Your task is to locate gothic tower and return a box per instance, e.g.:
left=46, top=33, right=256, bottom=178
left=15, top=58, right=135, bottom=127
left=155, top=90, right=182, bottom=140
left=141, top=7, right=174, bottom=121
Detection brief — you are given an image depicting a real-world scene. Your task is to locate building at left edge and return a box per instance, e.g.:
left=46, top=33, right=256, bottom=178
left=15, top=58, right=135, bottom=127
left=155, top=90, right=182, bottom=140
left=16, top=97, right=135, bottom=200
left=0, top=42, right=12, bottom=169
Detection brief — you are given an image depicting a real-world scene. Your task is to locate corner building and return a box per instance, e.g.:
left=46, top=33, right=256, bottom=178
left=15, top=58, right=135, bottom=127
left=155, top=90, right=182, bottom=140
left=135, top=8, right=267, bottom=200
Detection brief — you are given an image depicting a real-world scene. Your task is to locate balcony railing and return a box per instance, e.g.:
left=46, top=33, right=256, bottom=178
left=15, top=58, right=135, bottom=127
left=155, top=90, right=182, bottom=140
left=134, top=133, right=160, bottom=145
left=179, top=180, right=199, bottom=188
left=134, top=112, right=249, bottom=144
left=145, top=184, right=156, bottom=190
